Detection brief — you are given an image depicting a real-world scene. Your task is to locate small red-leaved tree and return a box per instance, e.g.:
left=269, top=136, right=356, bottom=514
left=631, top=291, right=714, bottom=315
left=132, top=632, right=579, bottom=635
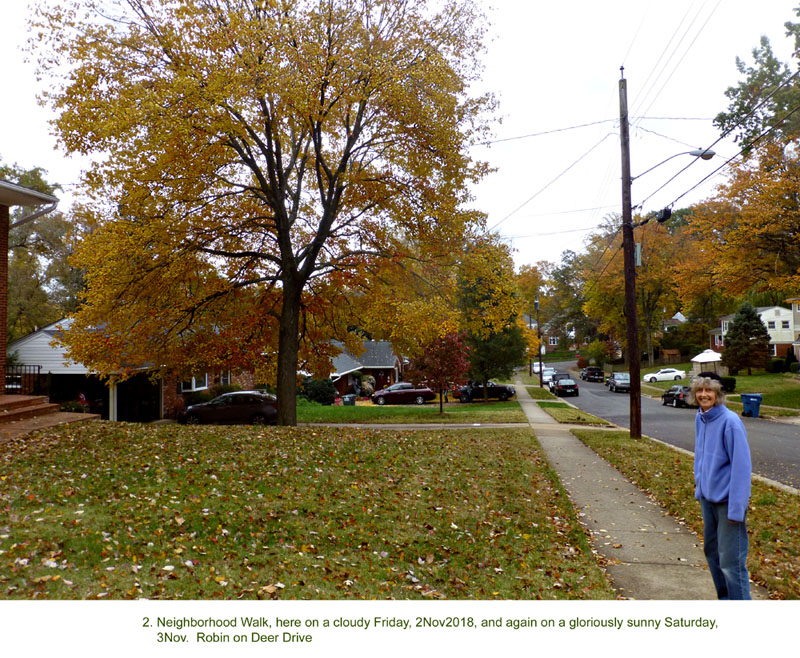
left=405, top=332, right=470, bottom=413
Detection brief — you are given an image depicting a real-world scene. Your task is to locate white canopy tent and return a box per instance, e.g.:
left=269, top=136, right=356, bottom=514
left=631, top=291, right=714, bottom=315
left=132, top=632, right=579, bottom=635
left=690, top=349, right=724, bottom=375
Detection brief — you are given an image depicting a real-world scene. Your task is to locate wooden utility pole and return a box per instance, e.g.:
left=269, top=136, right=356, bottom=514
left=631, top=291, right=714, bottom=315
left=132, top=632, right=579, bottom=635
left=619, top=69, right=642, bottom=438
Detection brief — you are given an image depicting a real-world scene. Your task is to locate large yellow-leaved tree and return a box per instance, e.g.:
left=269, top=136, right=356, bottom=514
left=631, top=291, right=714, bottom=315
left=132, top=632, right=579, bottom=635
left=32, top=0, right=493, bottom=424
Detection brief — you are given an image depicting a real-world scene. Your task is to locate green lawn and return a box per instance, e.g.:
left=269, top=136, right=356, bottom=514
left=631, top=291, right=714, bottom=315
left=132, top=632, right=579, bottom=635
left=537, top=401, right=611, bottom=426
left=297, top=398, right=528, bottom=424
left=0, top=422, right=614, bottom=600
left=573, top=428, right=800, bottom=600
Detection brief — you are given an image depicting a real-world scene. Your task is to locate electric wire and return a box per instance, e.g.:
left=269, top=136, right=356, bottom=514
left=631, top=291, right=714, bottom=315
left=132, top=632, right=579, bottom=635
left=487, top=133, right=615, bottom=232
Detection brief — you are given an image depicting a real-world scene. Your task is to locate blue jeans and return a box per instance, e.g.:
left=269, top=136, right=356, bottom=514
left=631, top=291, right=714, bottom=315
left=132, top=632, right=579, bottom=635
left=700, top=498, right=752, bottom=600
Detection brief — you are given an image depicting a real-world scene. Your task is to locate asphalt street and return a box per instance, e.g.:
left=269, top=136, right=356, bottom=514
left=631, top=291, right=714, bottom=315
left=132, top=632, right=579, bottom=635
left=544, top=361, right=800, bottom=490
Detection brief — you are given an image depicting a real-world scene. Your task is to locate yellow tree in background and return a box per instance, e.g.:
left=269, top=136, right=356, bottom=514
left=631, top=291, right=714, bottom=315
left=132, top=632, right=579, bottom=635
left=687, top=139, right=800, bottom=298
left=32, top=0, right=494, bottom=424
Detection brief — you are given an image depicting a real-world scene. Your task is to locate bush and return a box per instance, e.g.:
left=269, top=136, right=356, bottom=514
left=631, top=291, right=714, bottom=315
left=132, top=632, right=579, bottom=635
left=576, top=356, right=589, bottom=369
left=720, top=376, right=736, bottom=393
left=210, top=383, right=241, bottom=398
left=186, top=391, right=213, bottom=405
left=790, top=362, right=799, bottom=374
left=299, top=378, right=338, bottom=406
left=60, top=401, right=86, bottom=413
left=767, top=359, right=787, bottom=374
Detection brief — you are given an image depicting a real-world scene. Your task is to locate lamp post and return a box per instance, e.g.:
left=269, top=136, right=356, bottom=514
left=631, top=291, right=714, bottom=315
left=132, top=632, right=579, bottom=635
left=619, top=70, right=715, bottom=439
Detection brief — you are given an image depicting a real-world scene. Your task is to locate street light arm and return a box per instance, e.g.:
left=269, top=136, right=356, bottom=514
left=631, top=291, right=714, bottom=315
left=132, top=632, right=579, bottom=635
left=632, top=148, right=716, bottom=181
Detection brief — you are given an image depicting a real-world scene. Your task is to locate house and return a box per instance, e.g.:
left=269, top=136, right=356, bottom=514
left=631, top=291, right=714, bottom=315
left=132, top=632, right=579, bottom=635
left=521, top=313, right=560, bottom=354
left=7, top=319, right=250, bottom=421
left=786, top=296, right=800, bottom=361
left=330, top=341, right=403, bottom=396
left=710, top=306, right=795, bottom=357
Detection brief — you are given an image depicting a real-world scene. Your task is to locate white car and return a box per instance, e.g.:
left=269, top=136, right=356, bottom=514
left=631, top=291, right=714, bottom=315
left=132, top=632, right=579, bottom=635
left=643, top=368, right=686, bottom=383
left=541, top=368, right=556, bottom=384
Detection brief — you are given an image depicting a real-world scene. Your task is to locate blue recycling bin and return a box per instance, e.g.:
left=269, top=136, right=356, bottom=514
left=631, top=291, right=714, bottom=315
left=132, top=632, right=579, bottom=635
left=342, top=394, right=356, bottom=406
left=740, top=393, right=762, bottom=418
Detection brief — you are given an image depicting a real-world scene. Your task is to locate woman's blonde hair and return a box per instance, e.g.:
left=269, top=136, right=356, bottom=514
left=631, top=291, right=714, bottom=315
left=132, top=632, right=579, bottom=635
left=688, top=375, right=725, bottom=407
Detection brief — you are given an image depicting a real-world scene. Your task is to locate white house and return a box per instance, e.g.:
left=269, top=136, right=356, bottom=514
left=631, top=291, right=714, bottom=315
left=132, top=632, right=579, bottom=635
left=710, top=306, right=795, bottom=357
left=7, top=319, right=163, bottom=421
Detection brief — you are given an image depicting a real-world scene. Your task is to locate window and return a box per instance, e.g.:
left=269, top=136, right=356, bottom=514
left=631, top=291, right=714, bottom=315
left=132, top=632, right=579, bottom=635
left=767, top=321, right=776, bottom=329
left=180, top=373, right=208, bottom=392
left=549, top=336, right=559, bottom=346
left=722, top=321, right=729, bottom=333
left=770, top=344, right=777, bottom=356
left=782, top=320, right=790, bottom=329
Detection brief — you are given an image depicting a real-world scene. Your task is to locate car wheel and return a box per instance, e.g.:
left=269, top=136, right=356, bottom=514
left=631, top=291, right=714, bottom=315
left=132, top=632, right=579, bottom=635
left=251, top=413, right=268, bottom=425
left=185, top=414, right=200, bottom=425
left=609, top=384, right=615, bottom=392
left=650, top=377, right=657, bottom=383
left=672, top=399, right=678, bottom=408
left=414, top=395, right=425, bottom=405
left=662, top=397, right=667, bottom=405
left=674, top=375, right=682, bottom=380
left=499, top=392, right=509, bottom=401
left=376, top=397, right=386, bottom=406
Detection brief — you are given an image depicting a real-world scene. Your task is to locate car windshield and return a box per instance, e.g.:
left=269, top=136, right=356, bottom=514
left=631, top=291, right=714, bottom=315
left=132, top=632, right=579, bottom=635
left=615, top=373, right=630, bottom=380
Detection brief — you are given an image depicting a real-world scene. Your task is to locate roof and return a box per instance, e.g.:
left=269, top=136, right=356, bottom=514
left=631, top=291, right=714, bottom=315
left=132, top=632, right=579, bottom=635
left=330, top=341, right=399, bottom=377
left=0, top=180, right=58, bottom=207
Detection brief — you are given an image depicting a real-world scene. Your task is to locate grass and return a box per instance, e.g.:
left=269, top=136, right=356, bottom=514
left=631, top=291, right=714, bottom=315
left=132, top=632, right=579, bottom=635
left=296, top=398, right=528, bottom=424
left=0, top=422, right=614, bottom=600
left=572, top=428, right=800, bottom=600
left=536, top=402, right=611, bottom=426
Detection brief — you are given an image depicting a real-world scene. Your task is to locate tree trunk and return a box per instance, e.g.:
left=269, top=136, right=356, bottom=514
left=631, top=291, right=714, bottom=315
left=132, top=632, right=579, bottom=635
left=276, top=281, right=303, bottom=426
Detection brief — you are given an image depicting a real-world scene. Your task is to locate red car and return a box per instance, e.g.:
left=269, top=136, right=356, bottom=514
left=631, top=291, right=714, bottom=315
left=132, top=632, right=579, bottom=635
left=371, top=382, right=436, bottom=405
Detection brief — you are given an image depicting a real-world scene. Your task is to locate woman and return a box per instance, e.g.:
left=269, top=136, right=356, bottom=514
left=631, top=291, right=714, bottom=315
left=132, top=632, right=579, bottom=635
left=689, top=372, right=752, bottom=600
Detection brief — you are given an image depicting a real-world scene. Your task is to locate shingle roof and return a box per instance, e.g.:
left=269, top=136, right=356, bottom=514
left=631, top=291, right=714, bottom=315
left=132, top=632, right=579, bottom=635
left=330, top=341, right=398, bottom=376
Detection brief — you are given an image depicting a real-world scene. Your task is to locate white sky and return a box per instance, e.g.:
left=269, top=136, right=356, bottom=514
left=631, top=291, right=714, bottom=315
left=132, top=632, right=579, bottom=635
left=1, top=0, right=798, bottom=270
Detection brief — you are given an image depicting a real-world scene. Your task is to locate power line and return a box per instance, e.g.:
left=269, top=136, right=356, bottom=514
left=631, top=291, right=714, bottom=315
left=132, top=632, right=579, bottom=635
left=478, top=120, right=616, bottom=145
left=487, top=133, right=615, bottom=232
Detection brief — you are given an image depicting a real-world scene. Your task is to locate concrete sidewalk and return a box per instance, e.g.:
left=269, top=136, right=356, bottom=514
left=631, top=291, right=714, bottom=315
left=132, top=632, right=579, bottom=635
left=515, top=376, right=768, bottom=600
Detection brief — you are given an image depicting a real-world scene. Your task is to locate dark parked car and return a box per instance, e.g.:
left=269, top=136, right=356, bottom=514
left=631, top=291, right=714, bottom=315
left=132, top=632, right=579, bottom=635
left=581, top=366, right=604, bottom=382
left=554, top=378, right=579, bottom=397
left=548, top=372, right=572, bottom=392
left=178, top=391, right=277, bottom=425
left=662, top=385, right=695, bottom=408
left=458, top=381, right=516, bottom=402
left=371, top=382, right=436, bottom=405
left=607, top=372, right=631, bottom=393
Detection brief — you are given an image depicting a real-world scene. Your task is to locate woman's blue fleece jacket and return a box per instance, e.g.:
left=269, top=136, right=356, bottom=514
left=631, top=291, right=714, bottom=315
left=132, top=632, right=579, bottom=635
left=694, top=404, right=752, bottom=522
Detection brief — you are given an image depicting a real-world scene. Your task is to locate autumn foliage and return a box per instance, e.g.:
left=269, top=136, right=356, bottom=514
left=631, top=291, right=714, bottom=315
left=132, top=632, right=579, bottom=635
left=33, top=0, right=494, bottom=424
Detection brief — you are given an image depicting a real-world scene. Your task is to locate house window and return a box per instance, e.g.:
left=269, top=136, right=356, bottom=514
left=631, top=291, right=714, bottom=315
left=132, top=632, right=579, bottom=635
left=770, top=344, right=777, bottom=356
left=715, top=335, right=723, bottom=346
left=783, top=321, right=790, bottom=329
left=767, top=321, right=776, bottom=329
left=180, top=373, right=209, bottom=392
left=549, top=336, right=559, bottom=346
left=722, top=321, right=729, bottom=333
left=219, top=370, right=231, bottom=386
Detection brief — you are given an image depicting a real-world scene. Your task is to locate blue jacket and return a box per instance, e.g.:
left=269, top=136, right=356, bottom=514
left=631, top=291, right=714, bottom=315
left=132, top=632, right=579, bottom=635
left=694, top=404, right=752, bottom=522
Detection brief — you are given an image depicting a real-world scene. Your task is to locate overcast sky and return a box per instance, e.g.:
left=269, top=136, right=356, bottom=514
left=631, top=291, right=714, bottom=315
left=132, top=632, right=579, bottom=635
left=2, top=1, right=799, bottom=270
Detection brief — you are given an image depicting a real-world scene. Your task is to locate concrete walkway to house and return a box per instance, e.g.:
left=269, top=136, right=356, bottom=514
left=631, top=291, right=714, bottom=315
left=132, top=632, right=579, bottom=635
left=514, top=375, right=769, bottom=600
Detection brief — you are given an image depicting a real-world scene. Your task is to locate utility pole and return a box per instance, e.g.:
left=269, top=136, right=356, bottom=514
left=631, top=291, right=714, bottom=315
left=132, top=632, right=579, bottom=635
left=619, top=69, right=642, bottom=438
left=536, top=299, right=544, bottom=387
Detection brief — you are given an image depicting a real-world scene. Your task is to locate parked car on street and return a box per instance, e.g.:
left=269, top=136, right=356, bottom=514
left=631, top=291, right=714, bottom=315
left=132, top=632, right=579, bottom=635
left=458, top=381, right=516, bottom=402
left=371, top=382, right=436, bottom=405
left=548, top=372, right=572, bottom=392
left=178, top=391, right=277, bottom=425
left=643, top=368, right=686, bottom=383
left=554, top=378, right=579, bottom=397
left=581, top=366, right=604, bottom=382
left=607, top=372, right=631, bottom=393
left=541, top=368, right=556, bottom=384
left=661, top=384, right=695, bottom=408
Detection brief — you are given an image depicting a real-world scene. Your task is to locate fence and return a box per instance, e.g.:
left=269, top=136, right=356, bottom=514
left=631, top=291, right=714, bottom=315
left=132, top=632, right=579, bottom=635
left=5, top=365, right=42, bottom=395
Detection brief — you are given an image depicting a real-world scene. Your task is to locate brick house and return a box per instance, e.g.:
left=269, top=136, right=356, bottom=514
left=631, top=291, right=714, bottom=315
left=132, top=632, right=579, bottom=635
left=0, top=180, right=59, bottom=393
left=330, top=341, right=403, bottom=396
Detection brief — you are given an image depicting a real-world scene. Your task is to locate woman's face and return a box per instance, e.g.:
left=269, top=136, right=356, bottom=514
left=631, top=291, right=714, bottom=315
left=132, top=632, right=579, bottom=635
left=695, top=386, right=717, bottom=412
